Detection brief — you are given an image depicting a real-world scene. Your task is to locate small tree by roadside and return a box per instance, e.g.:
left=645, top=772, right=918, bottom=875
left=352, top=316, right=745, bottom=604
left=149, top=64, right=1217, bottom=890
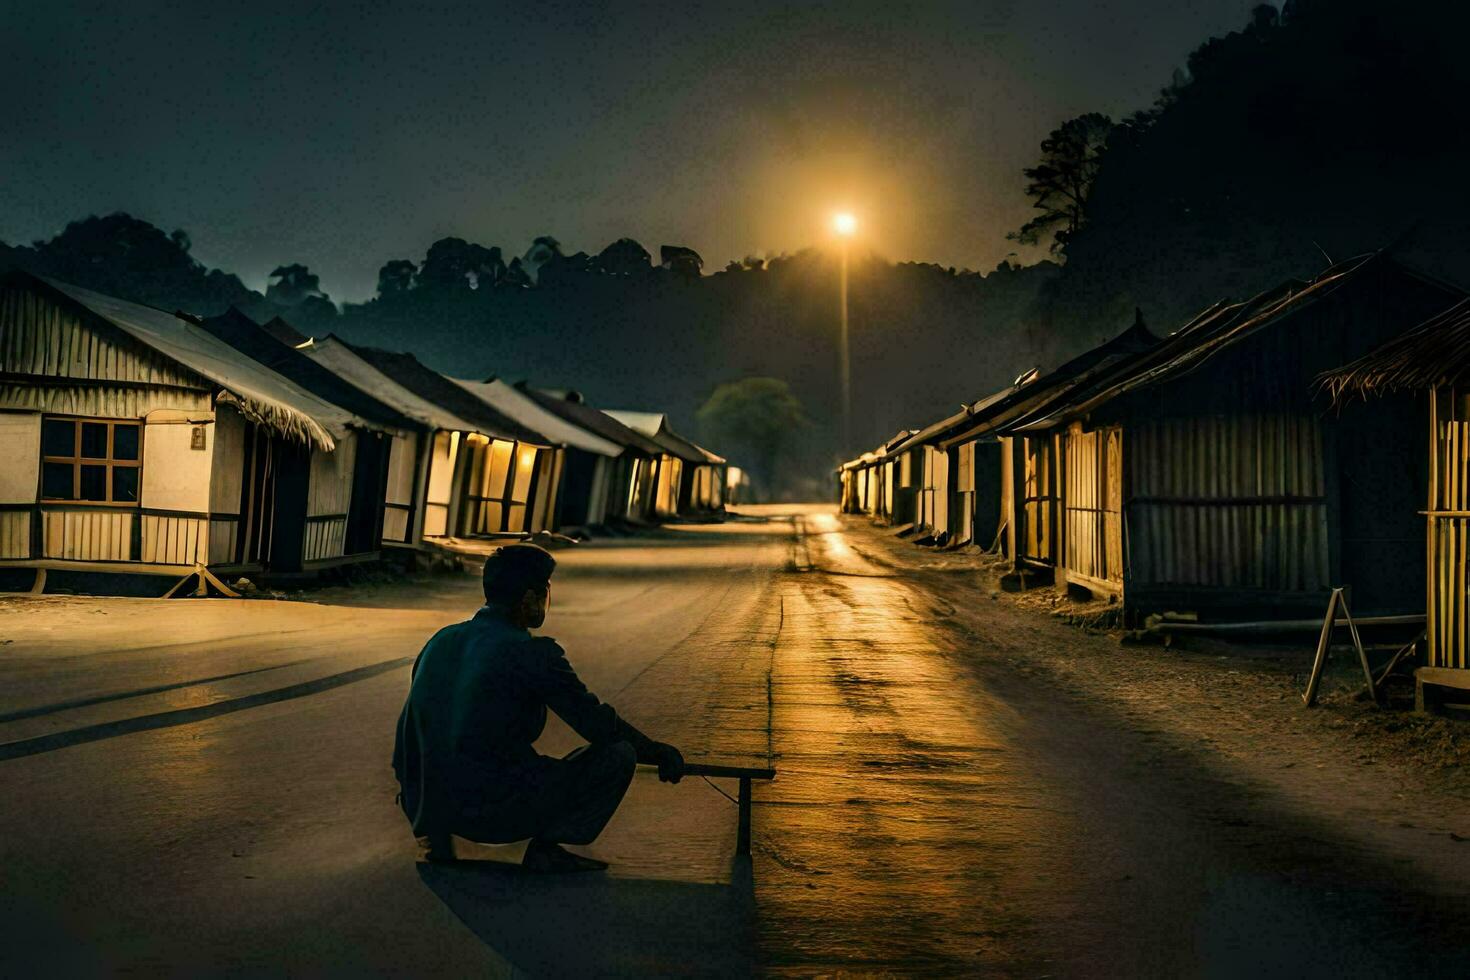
left=697, top=377, right=808, bottom=501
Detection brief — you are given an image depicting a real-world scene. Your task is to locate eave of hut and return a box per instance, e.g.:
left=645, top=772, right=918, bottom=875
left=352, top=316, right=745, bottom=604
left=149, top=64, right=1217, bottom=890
left=451, top=378, right=621, bottom=457
left=939, top=315, right=1160, bottom=447
left=515, top=385, right=668, bottom=457
left=1012, top=252, right=1460, bottom=431
left=337, top=341, right=552, bottom=446
left=198, top=309, right=422, bottom=435
left=604, top=410, right=713, bottom=464
left=1321, top=297, right=1470, bottom=400
left=299, top=336, right=484, bottom=434
left=20, top=274, right=343, bottom=450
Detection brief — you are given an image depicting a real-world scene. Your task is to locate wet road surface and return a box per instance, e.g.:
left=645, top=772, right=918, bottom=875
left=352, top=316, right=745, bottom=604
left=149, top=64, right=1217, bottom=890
left=2, top=504, right=1468, bottom=976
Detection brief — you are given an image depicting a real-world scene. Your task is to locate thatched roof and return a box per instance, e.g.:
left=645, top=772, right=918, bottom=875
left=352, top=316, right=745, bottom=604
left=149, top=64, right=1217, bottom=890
left=1321, top=298, right=1470, bottom=401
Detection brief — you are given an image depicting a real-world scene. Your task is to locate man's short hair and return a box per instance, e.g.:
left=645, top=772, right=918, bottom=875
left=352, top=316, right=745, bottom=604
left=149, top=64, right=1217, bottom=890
left=482, top=543, right=557, bottom=605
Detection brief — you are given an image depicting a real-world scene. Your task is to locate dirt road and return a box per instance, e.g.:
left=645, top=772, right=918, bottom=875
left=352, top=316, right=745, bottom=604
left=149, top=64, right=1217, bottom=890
left=2, top=505, right=1467, bottom=976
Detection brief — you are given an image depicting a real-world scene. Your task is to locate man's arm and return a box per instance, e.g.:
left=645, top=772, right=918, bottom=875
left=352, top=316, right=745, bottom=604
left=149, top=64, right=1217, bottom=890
left=523, top=637, right=681, bottom=779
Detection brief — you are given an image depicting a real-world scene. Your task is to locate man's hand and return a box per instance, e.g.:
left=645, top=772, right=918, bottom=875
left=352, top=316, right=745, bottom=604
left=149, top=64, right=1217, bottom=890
left=650, top=742, right=684, bottom=784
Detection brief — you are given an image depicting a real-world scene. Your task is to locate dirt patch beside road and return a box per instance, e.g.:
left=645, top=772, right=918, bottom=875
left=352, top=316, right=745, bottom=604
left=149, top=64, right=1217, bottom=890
left=839, top=517, right=1470, bottom=883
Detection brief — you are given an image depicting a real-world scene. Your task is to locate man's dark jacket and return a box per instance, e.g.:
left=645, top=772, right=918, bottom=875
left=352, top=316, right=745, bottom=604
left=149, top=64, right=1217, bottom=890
left=392, top=606, right=656, bottom=837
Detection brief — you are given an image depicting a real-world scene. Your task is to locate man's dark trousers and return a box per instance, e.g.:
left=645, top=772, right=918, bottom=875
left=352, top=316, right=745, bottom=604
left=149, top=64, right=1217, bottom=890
left=461, top=741, right=637, bottom=845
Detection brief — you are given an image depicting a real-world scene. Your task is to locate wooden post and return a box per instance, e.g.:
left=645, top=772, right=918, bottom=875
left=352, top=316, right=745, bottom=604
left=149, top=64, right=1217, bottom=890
left=1302, top=588, right=1341, bottom=706
left=1302, top=587, right=1379, bottom=706
left=737, top=777, right=752, bottom=856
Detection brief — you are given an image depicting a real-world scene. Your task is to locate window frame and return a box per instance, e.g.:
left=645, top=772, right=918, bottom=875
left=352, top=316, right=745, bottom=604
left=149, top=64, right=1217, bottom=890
left=39, top=415, right=144, bottom=506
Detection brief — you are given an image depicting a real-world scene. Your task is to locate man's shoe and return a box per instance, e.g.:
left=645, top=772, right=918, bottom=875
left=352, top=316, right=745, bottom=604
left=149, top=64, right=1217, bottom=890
left=522, top=839, right=608, bottom=873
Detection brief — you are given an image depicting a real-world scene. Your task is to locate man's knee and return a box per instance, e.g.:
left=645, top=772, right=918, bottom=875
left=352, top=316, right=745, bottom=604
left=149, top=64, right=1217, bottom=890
left=601, top=740, right=637, bottom=782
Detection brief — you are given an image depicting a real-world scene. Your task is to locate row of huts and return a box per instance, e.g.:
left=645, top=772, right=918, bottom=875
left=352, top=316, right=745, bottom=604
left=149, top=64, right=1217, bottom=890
left=0, top=270, right=731, bottom=585
left=840, top=252, right=1470, bottom=683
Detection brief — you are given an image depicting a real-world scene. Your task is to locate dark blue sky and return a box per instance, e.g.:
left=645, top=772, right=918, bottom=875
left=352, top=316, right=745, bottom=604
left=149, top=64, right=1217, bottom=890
left=4, top=1, right=1251, bottom=300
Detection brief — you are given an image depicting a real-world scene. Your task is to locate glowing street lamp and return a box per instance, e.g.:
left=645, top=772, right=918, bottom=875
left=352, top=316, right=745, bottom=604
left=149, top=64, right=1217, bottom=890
left=833, top=212, right=857, bottom=454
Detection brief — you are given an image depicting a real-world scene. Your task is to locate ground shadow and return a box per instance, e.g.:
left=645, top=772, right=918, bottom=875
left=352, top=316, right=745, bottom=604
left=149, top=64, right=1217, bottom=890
left=417, top=858, right=755, bottom=976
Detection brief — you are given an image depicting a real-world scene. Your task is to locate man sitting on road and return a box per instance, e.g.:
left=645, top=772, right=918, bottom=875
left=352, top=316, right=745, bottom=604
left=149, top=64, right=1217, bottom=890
left=392, top=543, right=684, bottom=872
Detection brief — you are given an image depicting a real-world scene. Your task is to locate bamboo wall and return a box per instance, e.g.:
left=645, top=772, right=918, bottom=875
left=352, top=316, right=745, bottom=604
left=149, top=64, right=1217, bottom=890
left=1127, top=414, right=1329, bottom=592
left=0, top=286, right=212, bottom=418
left=42, top=510, right=134, bottom=561
left=654, top=455, right=682, bottom=516
left=1429, top=387, right=1470, bottom=669
left=1063, top=425, right=1124, bottom=587
left=1021, top=436, right=1056, bottom=565
left=953, top=442, right=975, bottom=544
left=422, top=431, right=458, bottom=537
left=0, top=511, right=28, bottom=558
left=140, top=514, right=208, bottom=565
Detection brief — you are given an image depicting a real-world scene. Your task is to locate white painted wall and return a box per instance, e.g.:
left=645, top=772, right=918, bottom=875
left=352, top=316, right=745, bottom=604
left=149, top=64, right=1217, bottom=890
left=385, top=431, right=418, bottom=506
left=140, top=410, right=213, bottom=513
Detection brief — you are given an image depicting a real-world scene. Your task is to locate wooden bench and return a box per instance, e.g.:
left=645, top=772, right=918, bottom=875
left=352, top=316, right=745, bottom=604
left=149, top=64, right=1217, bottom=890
left=1414, top=667, right=1470, bottom=714
left=680, top=762, right=777, bottom=856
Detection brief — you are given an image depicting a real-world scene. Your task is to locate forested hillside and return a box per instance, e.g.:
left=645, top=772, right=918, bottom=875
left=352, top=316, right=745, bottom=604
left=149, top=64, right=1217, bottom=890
left=7, top=1, right=1469, bottom=496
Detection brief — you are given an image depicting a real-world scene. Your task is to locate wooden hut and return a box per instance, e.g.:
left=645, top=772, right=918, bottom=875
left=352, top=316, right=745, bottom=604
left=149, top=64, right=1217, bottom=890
left=301, top=336, right=486, bottom=544
left=887, top=411, right=968, bottom=543
left=451, top=378, right=623, bottom=530
left=1324, top=299, right=1470, bottom=694
left=512, top=386, right=666, bottom=523
left=678, top=441, right=728, bottom=514
left=933, top=318, right=1160, bottom=569
left=1012, top=254, right=1462, bottom=618
left=0, top=272, right=372, bottom=583
left=335, top=344, right=560, bottom=538
left=838, top=451, right=880, bottom=515
left=870, top=430, right=920, bottom=526
left=199, top=309, right=426, bottom=559
left=604, top=411, right=712, bottom=519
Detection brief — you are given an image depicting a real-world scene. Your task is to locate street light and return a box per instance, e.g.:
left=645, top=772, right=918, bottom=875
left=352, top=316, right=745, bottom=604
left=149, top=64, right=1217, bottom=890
left=833, top=213, right=856, bottom=456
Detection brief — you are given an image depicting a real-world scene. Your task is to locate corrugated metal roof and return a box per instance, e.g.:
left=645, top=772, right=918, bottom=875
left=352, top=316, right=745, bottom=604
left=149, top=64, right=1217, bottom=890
left=1011, top=253, right=1456, bottom=431
left=200, top=309, right=420, bottom=434
left=604, top=410, right=717, bottom=464
left=937, top=317, right=1160, bottom=448
left=451, top=378, right=621, bottom=456
left=516, top=386, right=667, bottom=456
left=262, top=316, right=311, bottom=348
left=890, top=407, right=974, bottom=457
left=339, top=342, right=552, bottom=445
left=27, top=274, right=345, bottom=450
left=300, top=337, right=484, bottom=434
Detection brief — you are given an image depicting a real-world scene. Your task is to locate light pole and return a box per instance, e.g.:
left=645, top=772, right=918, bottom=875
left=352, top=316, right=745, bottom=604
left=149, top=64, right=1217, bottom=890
left=833, top=212, right=857, bottom=456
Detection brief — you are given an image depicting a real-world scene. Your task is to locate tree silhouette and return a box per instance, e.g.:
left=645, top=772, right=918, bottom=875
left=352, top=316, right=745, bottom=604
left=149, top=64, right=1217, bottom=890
left=697, top=377, right=808, bottom=500
left=376, top=259, right=417, bottom=297
left=594, top=238, right=652, bottom=277
left=501, top=256, right=533, bottom=289
left=266, top=264, right=328, bottom=306
left=417, top=238, right=504, bottom=292
left=1008, top=112, right=1115, bottom=255
left=660, top=244, right=704, bottom=280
